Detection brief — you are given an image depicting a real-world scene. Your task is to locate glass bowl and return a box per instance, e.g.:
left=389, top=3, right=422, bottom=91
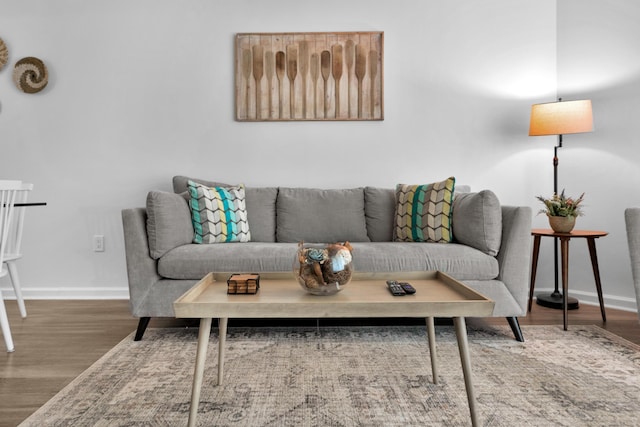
left=293, top=242, right=353, bottom=295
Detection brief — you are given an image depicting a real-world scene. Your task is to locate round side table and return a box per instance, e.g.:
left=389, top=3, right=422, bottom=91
left=528, top=228, right=608, bottom=331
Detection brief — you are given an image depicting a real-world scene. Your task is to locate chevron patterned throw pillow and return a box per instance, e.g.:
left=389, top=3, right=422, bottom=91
left=187, top=180, right=251, bottom=243
left=394, top=177, right=456, bottom=243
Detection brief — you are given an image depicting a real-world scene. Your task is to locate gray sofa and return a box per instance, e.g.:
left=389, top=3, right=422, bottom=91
left=122, top=176, right=532, bottom=341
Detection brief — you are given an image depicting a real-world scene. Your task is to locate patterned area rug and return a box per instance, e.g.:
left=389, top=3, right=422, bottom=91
left=20, top=325, right=640, bottom=426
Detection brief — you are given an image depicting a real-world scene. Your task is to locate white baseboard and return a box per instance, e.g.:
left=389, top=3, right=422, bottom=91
left=0, top=286, right=130, bottom=300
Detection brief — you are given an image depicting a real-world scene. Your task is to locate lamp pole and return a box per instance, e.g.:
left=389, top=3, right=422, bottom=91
left=536, top=100, right=579, bottom=309
left=528, top=97, right=592, bottom=310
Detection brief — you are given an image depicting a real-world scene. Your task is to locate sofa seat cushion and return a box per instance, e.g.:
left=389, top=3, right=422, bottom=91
left=157, top=242, right=498, bottom=281
left=158, top=243, right=300, bottom=279
left=350, top=242, right=498, bottom=281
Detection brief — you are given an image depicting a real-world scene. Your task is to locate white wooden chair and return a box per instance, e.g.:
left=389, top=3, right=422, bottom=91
left=3, top=182, right=33, bottom=318
left=0, top=180, right=23, bottom=352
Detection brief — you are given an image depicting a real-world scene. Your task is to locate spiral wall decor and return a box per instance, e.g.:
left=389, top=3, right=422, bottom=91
left=0, top=38, right=8, bottom=70
left=13, top=56, right=48, bottom=94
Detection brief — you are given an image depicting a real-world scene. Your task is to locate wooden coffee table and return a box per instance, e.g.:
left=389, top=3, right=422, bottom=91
left=174, top=271, right=494, bottom=427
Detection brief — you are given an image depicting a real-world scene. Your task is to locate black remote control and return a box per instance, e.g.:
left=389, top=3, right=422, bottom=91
left=399, top=282, right=416, bottom=294
left=386, top=280, right=406, bottom=296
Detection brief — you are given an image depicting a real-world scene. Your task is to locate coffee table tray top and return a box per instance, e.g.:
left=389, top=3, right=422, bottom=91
left=174, top=271, right=494, bottom=319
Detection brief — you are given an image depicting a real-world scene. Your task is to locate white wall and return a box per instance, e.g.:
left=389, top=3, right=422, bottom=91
left=556, top=1, right=640, bottom=311
left=6, top=0, right=633, bottom=312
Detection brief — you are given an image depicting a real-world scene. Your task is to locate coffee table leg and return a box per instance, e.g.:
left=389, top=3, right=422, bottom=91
left=425, top=317, right=438, bottom=384
left=218, top=317, right=228, bottom=385
left=454, top=317, right=478, bottom=427
left=188, top=317, right=212, bottom=427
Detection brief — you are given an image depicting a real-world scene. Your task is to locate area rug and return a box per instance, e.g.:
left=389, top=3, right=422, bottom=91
left=20, top=325, right=640, bottom=426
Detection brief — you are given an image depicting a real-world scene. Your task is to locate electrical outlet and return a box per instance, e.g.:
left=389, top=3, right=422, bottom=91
left=93, top=235, right=105, bottom=252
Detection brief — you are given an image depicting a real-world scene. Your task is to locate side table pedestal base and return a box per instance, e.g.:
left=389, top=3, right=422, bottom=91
left=536, top=292, right=579, bottom=310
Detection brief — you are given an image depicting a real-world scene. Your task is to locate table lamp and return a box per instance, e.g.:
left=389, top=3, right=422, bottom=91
left=529, top=98, right=593, bottom=309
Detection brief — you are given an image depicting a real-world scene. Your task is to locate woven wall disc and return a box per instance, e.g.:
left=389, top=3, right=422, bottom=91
left=0, top=38, right=8, bottom=70
left=13, top=56, right=48, bottom=94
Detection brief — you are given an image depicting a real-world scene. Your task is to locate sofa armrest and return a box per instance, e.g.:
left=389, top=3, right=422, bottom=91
left=496, top=206, right=532, bottom=315
left=122, top=208, right=160, bottom=316
left=624, top=208, right=640, bottom=321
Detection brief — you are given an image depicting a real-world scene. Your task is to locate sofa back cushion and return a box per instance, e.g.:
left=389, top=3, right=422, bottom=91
left=242, top=187, right=278, bottom=242
left=146, top=190, right=193, bottom=259
left=452, top=190, right=502, bottom=256
left=364, top=185, right=472, bottom=242
left=364, top=187, right=396, bottom=241
left=172, top=175, right=229, bottom=193
left=276, top=187, right=370, bottom=243
left=172, top=176, right=277, bottom=242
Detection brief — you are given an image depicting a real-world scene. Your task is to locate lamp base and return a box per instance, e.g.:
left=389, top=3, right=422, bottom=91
left=535, top=291, right=579, bottom=310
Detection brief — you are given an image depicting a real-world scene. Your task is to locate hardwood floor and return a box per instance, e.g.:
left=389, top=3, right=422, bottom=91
left=1, top=299, right=638, bottom=427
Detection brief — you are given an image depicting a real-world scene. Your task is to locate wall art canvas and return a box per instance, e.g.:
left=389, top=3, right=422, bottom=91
left=236, top=32, right=383, bottom=121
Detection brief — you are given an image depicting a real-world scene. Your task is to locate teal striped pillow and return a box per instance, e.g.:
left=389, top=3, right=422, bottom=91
left=394, top=177, right=456, bottom=243
left=187, top=180, right=251, bottom=243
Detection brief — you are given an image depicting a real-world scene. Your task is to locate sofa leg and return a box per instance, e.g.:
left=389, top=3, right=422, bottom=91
left=134, top=317, right=151, bottom=341
left=507, top=317, right=524, bottom=342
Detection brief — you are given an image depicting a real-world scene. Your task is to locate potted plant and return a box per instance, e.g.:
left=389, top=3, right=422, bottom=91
left=536, top=190, right=585, bottom=233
